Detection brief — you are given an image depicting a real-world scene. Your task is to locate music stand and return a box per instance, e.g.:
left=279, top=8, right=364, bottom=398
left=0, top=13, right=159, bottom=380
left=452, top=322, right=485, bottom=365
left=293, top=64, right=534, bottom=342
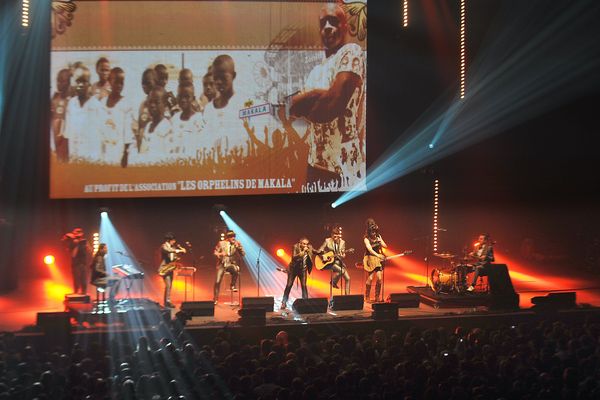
left=177, top=267, right=196, bottom=302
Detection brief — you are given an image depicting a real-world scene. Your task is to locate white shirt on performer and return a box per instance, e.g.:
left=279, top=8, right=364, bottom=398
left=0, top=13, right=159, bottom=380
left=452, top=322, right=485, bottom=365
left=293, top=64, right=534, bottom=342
left=171, top=111, right=205, bottom=160
left=99, top=97, right=136, bottom=165
left=63, top=96, right=102, bottom=162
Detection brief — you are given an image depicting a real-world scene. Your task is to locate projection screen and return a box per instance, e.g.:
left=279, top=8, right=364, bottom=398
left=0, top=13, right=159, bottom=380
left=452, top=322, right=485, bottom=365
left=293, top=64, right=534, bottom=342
left=50, top=0, right=367, bottom=198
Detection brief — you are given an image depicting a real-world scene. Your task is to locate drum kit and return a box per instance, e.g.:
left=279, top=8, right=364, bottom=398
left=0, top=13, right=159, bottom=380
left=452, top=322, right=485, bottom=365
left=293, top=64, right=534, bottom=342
left=430, top=252, right=477, bottom=294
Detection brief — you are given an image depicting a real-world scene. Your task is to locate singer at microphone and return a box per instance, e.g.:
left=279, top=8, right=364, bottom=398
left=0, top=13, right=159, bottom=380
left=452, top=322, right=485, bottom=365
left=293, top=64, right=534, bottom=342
left=213, top=230, right=245, bottom=304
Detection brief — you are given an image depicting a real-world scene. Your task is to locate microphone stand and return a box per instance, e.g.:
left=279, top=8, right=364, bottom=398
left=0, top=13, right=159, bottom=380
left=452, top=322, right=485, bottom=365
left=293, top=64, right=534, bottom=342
left=413, top=233, right=433, bottom=290
left=256, top=248, right=262, bottom=297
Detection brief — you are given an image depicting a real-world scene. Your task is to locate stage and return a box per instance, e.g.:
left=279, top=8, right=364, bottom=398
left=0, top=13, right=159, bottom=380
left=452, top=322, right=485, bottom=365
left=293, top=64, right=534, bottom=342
left=2, top=255, right=600, bottom=335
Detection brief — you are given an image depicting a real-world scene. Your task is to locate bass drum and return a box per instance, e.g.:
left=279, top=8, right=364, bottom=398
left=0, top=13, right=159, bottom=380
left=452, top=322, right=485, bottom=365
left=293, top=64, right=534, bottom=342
left=431, top=268, right=457, bottom=294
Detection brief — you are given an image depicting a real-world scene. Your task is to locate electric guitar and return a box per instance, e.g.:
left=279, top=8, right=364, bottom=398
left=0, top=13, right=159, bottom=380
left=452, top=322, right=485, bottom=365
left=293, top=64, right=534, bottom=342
left=363, top=250, right=413, bottom=272
left=315, top=248, right=355, bottom=270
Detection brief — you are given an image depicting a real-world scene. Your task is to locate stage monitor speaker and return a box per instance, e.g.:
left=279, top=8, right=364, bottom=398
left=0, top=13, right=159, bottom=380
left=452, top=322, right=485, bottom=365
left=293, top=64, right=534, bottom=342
left=242, top=296, right=275, bottom=312
left=371, top=302, right=399, bottom=320
left=387, top=293, right=420, bottom=308
left=330, top=294, right=364, bottom=311
left=37, top=311, right=71, bottom=349
left=181, top=301, right=215, bottom=317
left=292, top=298, right=328, bottom=314
left=238, top=307, right=266, bottom=325
left=532, top=292, right=576, bottom=310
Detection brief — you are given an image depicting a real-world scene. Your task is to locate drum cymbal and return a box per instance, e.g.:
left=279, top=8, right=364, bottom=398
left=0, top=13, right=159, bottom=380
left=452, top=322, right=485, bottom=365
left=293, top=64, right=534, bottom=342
left=433, top=252, right=456, bottom=259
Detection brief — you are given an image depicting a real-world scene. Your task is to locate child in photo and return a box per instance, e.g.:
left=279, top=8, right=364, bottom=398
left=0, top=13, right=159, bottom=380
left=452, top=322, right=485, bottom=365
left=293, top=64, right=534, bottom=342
left=99, top=67, right=136, bottom=166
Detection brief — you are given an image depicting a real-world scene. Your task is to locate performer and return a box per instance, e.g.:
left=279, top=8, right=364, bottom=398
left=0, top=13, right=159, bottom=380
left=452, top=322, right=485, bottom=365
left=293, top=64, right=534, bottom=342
left=317, top=226, right=351, bottom=294
left=213, top=230, right=245, bottom=304
left=159, top=232, right=186, bottom=308
left=467, top=233, right=496, bottom=292
left=281, top=237, right=316, bottom=310
left=363, top=219, right=387, bottom=302
left=61, top=228, right=92, bottom=294
left=89, top=243, right=120, bottom=303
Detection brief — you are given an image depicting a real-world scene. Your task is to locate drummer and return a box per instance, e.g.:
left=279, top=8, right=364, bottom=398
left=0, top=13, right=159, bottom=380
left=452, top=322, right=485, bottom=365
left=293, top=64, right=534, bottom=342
left=466, top=233, right=495, bottom=292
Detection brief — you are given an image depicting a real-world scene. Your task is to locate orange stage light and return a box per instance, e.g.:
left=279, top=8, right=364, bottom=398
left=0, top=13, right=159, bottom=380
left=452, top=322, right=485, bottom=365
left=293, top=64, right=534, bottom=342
left=276, top=248, right=285, bottom=258
left=44, top=255, right=55, bottom=265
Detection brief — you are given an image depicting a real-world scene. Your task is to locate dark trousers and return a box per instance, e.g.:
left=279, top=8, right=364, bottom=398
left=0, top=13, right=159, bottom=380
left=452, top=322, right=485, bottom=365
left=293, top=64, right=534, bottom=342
left=72, top=261, right=87, bottom=294
left=163, top=271, right=173, bottom=305
left=470, top=263, right=490, bottom=286
left=214, top=264, right=240, bottom=300
left=282, top=267, right=308, bottom=306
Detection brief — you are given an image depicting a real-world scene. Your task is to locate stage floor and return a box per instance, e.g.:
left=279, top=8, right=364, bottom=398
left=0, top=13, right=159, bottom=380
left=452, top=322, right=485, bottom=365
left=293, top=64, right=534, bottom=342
left=2, top=255, right=600, bottom=332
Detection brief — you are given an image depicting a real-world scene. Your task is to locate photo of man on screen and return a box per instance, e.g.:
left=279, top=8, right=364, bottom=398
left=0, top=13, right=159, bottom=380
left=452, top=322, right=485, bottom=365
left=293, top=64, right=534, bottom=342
left=289, top=3, right=366, bottom=192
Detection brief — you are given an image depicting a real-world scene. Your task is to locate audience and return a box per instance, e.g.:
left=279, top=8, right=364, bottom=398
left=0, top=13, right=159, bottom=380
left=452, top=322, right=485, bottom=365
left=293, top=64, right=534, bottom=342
left=1, top=318, right=600, bottom=399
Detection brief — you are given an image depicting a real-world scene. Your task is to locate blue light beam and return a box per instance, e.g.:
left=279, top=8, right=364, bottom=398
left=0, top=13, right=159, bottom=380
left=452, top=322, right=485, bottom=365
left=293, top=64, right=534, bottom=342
left=333, top=0, right=600, bottom=207
left=220, top=211, right=293, bottom=298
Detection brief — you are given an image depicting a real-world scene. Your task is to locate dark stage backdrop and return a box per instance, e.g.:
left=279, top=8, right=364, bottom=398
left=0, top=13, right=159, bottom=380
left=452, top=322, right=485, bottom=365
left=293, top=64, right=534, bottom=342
left=1, top=0, right=599, bottom=290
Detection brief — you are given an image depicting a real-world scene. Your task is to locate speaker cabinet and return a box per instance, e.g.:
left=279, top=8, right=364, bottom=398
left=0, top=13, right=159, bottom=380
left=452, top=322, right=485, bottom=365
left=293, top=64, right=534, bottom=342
left=292, top=298, right=328, bottom=314
left=371, top=302, right=399, bottom=320
left=387, top=293, right=420, bottom=308
left=238, top=307, right=266, bottom=325
left=181, top=301, right=215, bottom=317
left=532, top=292, right=576, bottom=310
left=486, top=264, right=520, bottom=310
left=487, top=264, right=516, bottom=295
left=37, top=312, right=71, bottom=349
left=330, top=294, right=364, bottom=311
left=242, top=296, right=275, bottom=312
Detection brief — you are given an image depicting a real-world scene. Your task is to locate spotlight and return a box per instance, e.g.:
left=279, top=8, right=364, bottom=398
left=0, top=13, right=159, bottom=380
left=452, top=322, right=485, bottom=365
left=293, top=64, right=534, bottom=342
left=22, top=0, right=30, bottom=28
left=219, top=210, right=225, bottom=217
left=276, top=248, right=285, bottom=258
left=213, top=204, right=228, bottom=214
left=43, top=255, right=55, bottom=265
left=428, top=143, right=434, bottom=149
left=331, top=202, right=337, bottom=209
left=99, top=207, right=110, bottom=217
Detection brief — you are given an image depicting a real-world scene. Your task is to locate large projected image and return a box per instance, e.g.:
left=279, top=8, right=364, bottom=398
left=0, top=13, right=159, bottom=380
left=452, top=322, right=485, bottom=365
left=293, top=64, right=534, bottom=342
left=49, top=0, right=367, bottom=198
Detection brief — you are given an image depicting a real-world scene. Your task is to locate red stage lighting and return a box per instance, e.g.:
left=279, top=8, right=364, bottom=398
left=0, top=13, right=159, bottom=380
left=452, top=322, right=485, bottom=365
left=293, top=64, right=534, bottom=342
left=276, top=248, right=285, bottom=258
left=44, top=255, right=55, bottom=265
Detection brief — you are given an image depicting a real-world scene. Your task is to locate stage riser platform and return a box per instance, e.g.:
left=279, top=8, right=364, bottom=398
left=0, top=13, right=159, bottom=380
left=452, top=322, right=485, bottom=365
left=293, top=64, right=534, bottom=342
left=407, top=286, right=519, bottom=310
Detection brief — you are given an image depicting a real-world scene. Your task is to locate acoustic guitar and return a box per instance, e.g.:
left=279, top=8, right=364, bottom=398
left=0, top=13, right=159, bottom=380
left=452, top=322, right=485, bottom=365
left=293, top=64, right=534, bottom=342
left=315, top=248, right=355, bottom=270
left=363, top=250, right=413, bottom=272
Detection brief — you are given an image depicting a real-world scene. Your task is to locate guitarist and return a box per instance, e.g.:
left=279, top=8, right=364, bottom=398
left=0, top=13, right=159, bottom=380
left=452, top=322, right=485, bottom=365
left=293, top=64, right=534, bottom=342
left=281, top=237, right=317, bottom=310
left=317, top=226, right=351, bottom=295
left=363, top=219, right=387, bottom=302
left=159, top=232, right=186, bottom=308
left=213, top=230, right=245, bottom=304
